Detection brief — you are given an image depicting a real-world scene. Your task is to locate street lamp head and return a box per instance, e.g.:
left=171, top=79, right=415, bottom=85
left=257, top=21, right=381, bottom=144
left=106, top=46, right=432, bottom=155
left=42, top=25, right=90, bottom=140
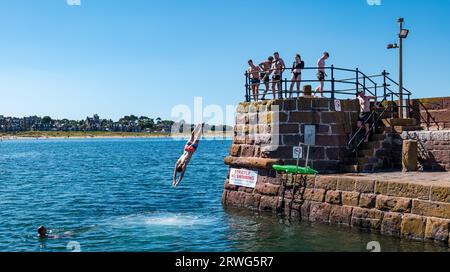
left=398, top=18, right=404, bottom=23
left=399, top=29, right=409, bottom=39
left=387, top=43, right=399, bottom=49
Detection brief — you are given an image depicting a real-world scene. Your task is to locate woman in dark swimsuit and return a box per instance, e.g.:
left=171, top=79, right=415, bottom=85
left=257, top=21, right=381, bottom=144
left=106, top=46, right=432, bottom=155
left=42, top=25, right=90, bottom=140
left=289, top=54, right=303, bottom=97
left=172, top=124, right=203, bottom=187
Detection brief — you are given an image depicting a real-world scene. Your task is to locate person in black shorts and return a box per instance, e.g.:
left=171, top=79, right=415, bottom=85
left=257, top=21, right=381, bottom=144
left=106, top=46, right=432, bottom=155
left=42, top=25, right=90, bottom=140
left=259, top=56, right=273, bottom=100
left=315, top=52, right=329, bottom=97
left=270, top=52, right=285, bottom=99
left=289, top=54, right=303, bottom=97
left=357, top=90, right=378, bottom=142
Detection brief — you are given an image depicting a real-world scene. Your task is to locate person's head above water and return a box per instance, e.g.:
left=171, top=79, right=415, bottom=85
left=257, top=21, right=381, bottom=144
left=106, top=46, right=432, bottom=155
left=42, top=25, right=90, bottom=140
left=37, top=226, right=47, bottom=238
left=176, top=164, right=184, bottom=173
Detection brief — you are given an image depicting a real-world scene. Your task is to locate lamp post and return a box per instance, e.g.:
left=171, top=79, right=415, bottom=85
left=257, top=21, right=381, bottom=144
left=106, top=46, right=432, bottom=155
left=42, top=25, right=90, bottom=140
left=387, top=18, right=409, bottom=118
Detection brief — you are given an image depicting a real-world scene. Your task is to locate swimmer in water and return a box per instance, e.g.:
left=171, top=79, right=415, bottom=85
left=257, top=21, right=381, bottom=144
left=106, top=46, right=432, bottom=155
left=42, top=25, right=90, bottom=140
left=172, top=124, right=203, bottom=187
left=37, top=226, right=73, bottom=239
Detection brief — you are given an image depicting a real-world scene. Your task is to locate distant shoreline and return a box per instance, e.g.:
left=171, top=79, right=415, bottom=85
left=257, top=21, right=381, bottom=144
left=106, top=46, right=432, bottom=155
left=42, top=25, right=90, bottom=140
left=0, top=131, right=233, bottom=141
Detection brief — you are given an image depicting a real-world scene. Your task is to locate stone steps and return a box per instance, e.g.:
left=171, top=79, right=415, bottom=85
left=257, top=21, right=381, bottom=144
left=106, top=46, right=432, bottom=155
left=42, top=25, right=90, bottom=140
left=382, top=118, right=416, bottom=127
left=392, top=125, right=423, bottom=133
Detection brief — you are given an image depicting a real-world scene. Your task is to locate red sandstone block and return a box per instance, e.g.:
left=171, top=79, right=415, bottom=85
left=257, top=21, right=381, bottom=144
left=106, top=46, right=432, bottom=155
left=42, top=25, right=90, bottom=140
left=325, top=147, right=345, bottom=161
left=278, top=123, right=300, bottom=134
left=301, top=201, right=311, bottom=219
left=355, top=179, right=375, bottom=193
left=315, top=135, right=347, bottom=146
left=412, top=200, right=450, bottom=219
left=255, top=182, right=281, bottom=196
left=289, top=112, right=320, bottom=123
left=381, top=212, right=403, bottom=237
left=282, top=134, right=304, bottom=146
left=325, top=191, right=342, bottom=205
left=261, top=146, right=293, bottom=159
left=337, top=177, right=357, bottom=192
left=244, top=194, right=262, bottom=210
left=297, top=99, right=312, bottom=111
left=316, top=124, right=330, bottom=135
left=259, top=195, right=279, bottom=212
left=315, top=176, right=338, bottom=191
left=283, top=100, right=297, bottom=111
left=303, top=188, right=326, bottom=202
left=329, top=205, right=353, bottom=225
left=375, top=195, right=412, bottom=213
left=239, top=145, right=255, bottom=157
left=342, top=191, right=360, bottom=206
left=430, top=186, right=450, bottom=203
left=359, top=194, right=377, bottom=208
left=387, top=182, right=431, bottom=200
left=425, top=217, right=450, bottom=242
left=229, top=144, right=241, bottom=157
left=351, top=208, right=384, bottom=230
left=321, top=111, right=346, bottom=124
left=224, top=180, right=238, bottom=191
left=401, top=214, right=427, bottom=240
left=311, top=99, right=330, bottom=110
left=309, top=202, right=332, bottom=223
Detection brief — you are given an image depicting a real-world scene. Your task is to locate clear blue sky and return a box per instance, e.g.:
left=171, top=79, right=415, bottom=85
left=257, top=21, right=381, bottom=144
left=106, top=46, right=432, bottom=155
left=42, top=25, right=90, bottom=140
left=1, top=0, right=449, bottom=123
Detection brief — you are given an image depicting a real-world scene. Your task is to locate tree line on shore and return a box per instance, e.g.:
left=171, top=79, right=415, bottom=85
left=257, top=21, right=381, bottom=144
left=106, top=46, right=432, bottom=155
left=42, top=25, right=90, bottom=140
left=0, top=114, right=231, bottom=133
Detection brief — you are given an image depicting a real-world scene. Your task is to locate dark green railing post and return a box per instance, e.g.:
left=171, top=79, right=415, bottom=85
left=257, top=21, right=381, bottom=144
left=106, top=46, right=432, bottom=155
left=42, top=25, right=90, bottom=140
left=245, top=71, right=250, bottom=102
left=355, top=68, right=359, bottom=96
left=331, top=65, right=335, bottom=99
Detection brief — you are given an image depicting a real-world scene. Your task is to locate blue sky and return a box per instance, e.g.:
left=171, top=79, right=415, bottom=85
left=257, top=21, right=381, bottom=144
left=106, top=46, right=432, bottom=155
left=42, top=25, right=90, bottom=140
left=0, top=0, right=449, bottom=123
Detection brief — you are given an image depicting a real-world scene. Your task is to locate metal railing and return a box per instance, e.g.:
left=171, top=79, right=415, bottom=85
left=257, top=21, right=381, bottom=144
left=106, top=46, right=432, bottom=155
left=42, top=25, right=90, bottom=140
left=244, top=65, right=414, bottom=164
left=244, top=66, right=411, bottom=107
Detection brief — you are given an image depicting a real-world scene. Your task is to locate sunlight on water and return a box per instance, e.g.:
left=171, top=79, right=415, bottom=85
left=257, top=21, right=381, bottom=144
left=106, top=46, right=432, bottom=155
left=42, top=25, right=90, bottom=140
left=0, top=138, right=448, bottom=252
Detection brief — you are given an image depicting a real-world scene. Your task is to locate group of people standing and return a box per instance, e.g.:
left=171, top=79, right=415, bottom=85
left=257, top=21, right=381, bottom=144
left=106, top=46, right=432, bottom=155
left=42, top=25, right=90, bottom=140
left=247, top=52, right=330, bottom=101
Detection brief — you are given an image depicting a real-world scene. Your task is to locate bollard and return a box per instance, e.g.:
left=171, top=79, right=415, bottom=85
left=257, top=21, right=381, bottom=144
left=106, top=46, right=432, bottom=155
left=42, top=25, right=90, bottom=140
left=402, top=140, right=418, bottom=172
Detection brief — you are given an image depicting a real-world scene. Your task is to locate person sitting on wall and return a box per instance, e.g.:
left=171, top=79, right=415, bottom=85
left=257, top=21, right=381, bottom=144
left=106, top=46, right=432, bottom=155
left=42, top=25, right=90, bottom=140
left=271, top=52, right=286, bottom=100
left=315, top=52, right=330, bottom=98
left=172, top=124, right=203, bottom=187
left=259, top=56, right=274, bottom=100
left=357, top=90, right=378, bottom=142
left=247, top=60, right=261, bottom=102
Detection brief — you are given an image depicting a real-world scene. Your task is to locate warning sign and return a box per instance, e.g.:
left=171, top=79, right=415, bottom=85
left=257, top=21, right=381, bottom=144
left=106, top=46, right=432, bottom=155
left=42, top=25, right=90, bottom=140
left=293, top=146, right=303, bottom=159
left=229, top=168, right=258, bottom=188
left=334, top=100, right=342, bottom=112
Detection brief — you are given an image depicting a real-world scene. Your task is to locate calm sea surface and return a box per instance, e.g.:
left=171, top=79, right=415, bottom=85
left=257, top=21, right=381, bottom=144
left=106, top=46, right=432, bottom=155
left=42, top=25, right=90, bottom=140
left=0, top=138, right=448, bottom=252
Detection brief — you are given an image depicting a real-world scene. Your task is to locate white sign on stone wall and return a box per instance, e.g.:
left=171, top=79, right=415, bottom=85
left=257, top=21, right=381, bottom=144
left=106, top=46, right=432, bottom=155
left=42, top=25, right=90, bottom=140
left=304, top=125, right=316, bottom=146
left=293, top=146, right=303, bottom=159
left=334, top=100, right=342, bottom=112
left=229, top=168, right=258, bottom=188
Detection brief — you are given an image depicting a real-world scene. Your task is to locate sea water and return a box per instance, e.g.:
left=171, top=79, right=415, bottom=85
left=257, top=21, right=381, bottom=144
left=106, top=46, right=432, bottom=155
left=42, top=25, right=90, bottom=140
left=0, top=138, right=448, bottom=252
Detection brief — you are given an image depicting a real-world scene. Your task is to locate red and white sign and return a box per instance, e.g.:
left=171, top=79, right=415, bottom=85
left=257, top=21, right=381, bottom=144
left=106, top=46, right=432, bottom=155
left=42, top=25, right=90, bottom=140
left=229, top=168, right=258, bottom=188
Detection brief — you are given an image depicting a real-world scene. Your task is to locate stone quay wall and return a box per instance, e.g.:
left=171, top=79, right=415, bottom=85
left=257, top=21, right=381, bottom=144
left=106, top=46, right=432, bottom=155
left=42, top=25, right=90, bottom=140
left=402, top=130, right=450, bottom=171
left=225, top=98, right=360, bottom=173
left=222, top=174, right=450, bottom=246
left=410, top=97, right=450, bottom=130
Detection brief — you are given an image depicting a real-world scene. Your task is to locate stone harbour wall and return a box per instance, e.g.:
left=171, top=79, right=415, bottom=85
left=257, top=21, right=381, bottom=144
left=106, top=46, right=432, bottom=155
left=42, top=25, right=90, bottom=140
left=222, top=174, right=450, bottom=246
left=410, top=97, right=450, bottom=130
left=226, top=98, right=360, bottom=173
left=402, top=130, right=450, bottom=171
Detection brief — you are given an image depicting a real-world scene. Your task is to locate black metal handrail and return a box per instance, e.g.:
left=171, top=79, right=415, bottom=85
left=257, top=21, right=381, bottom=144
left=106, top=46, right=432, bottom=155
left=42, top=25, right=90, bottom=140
left=244, top=66, right=411, bottom=117
left=347, top=94, right=391, bottom=153
left=244, top=65, right=384, bottom=102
